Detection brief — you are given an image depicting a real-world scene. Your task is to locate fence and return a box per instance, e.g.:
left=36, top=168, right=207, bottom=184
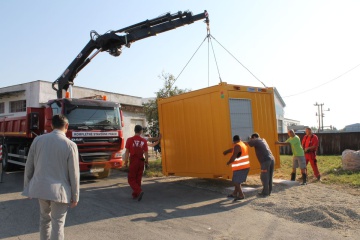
left=278, top=132, right=360, bottom=155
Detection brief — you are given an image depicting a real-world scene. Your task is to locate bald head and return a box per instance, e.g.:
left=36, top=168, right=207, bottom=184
left=288, top=129, right=295, bottom=137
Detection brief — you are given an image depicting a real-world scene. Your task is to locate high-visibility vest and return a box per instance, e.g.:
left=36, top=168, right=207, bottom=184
left=231, top=141, right=250, bottom=171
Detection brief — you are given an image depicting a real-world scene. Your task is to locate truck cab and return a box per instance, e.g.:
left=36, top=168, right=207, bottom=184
left=0, top=97, right=124, bottom=178
left=46, top=98, right=124, bottom=177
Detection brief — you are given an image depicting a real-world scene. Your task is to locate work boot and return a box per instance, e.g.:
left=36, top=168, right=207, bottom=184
left=317, top=175, right=321, bottom=181
left=301, top=173, right=307, bottom=185
left=290, top=173, right=296, bottom=181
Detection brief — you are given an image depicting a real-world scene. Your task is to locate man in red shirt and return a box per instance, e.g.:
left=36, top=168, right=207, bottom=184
left=302, top=127, right=321, bottom=181
left=124, top=125, right=149, bottom=201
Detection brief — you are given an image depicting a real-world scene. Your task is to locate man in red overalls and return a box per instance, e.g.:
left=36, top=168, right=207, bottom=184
left=302, top=127, right=321, bottom=181
left=124, top=125, right=148, bottom=201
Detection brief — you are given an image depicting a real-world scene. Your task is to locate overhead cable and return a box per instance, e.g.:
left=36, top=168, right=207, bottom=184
left=283, top=63, right=360, bottom=98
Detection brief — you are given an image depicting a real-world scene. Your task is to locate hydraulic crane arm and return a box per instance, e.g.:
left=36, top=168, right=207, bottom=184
left=52, top=10, right=209, bottom=98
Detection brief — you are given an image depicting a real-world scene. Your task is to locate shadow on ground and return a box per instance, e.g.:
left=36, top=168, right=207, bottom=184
left=0, top=171, right=256, bottom=239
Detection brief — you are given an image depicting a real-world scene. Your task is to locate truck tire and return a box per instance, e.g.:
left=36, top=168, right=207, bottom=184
left=97, top=169, right=111, bottom=179
left=2, top=147, right=13, bottom=171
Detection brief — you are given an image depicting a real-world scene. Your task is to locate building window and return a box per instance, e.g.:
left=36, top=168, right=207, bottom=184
left=10, top=100, right=26, bottom=113
left=0, top=102, right=4, bottom=114
left=278, top=119, right=283, bottom=133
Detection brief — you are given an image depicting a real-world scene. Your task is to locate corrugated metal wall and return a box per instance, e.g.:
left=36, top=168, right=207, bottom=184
left=278, top=132, right=360, bottom=155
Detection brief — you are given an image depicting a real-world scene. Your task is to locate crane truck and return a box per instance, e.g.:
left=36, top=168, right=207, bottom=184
left=0, top=10, right=209, bottom=178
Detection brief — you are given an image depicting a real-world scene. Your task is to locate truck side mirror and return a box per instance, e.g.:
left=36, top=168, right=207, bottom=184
left=29, top=112, right=40, bottom=130
left=120, top=110, right=125, bottom=128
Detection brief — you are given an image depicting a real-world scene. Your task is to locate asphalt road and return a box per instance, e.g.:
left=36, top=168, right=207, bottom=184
left=0, top=170, right=356, bottom=240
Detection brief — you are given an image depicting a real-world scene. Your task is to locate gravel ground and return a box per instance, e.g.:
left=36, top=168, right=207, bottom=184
left=1, top=171, right=359, bottom=239
left=174, top=175, right=360, bottom=233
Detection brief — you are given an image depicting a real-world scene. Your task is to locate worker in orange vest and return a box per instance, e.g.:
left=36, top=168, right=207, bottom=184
left=223, top=135, right=250, bottom=201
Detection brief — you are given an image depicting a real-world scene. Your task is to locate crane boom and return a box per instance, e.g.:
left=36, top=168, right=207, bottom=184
left=52, top=10, right=209, bottom=98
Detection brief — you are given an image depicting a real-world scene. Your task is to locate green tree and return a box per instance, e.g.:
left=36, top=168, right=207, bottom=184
left=310, top=126, right=318, bottom=132
left=143, top=72, right=189, bottom=136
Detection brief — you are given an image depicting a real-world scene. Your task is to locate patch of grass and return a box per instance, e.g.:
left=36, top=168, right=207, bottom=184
left=144, top=159, right=164, bottom=177
left=143, top=155, right=360, bottom=187
left=275, top=155, right=360, bottom=187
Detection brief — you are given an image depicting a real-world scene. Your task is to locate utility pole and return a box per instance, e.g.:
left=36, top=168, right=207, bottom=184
left=322, top=106, right=330, bottom=131
left=314, top=102, right=323, bottom=133
left=314, top=102, right=330, bottom=132
left=321, top=104, right=324, bottom=132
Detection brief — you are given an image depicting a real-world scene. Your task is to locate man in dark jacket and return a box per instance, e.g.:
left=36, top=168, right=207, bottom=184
left=247, top=133, right=275, bottom=197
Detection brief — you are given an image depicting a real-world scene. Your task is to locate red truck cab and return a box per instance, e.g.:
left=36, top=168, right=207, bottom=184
left=1, top=97, right=124, bottom=178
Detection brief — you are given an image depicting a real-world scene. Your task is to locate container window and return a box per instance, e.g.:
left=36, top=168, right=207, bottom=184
left=10, top=100, right=26, bottom=113
left=229, top=98, right=253, bottom=141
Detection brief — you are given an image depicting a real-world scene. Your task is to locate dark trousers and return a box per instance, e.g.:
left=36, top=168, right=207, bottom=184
left=260, top=159, right=274, bottom=195
left=128, top=158, right=144, bottom=198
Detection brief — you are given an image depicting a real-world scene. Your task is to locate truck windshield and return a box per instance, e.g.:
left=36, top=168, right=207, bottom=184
left=66, top=106, right=121, bottom=130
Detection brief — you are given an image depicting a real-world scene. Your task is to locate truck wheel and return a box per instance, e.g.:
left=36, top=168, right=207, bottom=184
left=2, top=147, right=13, bottom=171
left=97, top=169, right=111, bottom=179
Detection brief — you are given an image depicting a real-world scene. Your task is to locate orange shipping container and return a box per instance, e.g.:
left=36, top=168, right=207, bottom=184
left=158, top=82, right=280, bottom=179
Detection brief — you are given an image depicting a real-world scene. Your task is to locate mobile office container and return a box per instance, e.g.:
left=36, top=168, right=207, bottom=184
left=158, top=82, right=280, bottom=179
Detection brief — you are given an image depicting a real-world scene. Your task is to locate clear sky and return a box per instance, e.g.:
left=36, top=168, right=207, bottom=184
left=1, top=0, right=359, bottom=129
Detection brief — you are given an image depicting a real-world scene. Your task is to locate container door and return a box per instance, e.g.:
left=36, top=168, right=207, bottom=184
left=229, top=98, right=254, bottom=141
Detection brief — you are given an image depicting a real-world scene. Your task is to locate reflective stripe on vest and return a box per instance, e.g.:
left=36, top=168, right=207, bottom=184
left=231, top=142, right=250, bottom=171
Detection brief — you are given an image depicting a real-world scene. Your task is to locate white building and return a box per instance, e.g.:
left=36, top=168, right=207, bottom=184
left=273, top=88, right=303, bottom=133
left=0, top=81, right=298, bottom=136
left=0, top=80, right=146, bottom=141
left=274, top=88, right=287, bottom=133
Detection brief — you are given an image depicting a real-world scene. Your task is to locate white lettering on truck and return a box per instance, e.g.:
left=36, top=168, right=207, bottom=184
left=72, top=132, right=119, bottom=137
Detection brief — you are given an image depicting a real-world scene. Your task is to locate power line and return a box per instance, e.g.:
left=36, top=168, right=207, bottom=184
left=283, top=63, right=360, bottom=98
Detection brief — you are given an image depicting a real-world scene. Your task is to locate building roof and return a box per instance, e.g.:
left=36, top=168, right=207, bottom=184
left=0, top=80, right=142, bottom=99
left=0, top=90, right=25, bottom=99
left=284, top=117, right=300, bottom=123
left=344, top=123, right=360, bottom=128
left=274, top=88, right=286, bottom=107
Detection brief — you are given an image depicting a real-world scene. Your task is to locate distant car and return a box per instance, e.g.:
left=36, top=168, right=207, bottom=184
left=295, top=130, right=306, bottom=134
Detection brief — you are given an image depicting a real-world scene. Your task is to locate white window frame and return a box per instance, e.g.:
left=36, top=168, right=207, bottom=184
left=229, top=98, right=254, bottom=141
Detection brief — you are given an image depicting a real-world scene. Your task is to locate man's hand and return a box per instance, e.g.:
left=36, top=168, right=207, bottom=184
left=70, top=201, right=78, bottom=208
